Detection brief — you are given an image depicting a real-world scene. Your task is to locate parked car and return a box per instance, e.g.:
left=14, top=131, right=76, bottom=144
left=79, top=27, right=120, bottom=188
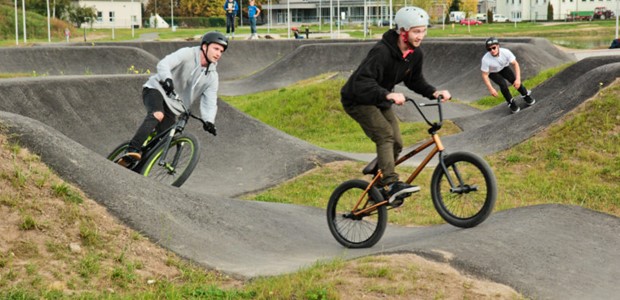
left=493, top=14, right=509, bottom=22
left=476, top=13, right=487, bottom=22
left=459, top=18, right=482, bottom=26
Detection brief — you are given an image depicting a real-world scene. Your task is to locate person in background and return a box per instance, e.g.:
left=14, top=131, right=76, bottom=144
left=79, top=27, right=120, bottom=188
left=481, top=37, right=535, bottom=114
left=223, top=0, right=239, bottom=39
left=248, top=0, right=261, bottom=39
left=340, top=7, right=451, bottom=207
left=292, top=27, right=303, bottom=39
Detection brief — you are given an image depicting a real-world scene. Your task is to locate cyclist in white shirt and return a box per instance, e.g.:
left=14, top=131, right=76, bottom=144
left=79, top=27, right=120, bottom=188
left=481, top=37, right=535, bottom=113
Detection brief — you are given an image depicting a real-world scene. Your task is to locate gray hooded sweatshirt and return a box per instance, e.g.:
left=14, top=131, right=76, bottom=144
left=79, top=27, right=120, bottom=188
left=143, top=46, right=218, bottom=123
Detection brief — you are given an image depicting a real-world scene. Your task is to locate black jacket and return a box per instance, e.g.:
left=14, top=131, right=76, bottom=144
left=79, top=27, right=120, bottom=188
left=341, top=30, right=436, bottom=109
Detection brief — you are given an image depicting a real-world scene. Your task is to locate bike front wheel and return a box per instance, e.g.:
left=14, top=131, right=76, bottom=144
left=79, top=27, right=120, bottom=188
left=141, top=133, right=201, bottom=187
left=431, top=151, right=497, bottom=228
left=326, top=179, right=387, bottom=248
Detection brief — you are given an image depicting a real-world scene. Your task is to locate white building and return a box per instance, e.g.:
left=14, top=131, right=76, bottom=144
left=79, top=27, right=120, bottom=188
left=264, top=0, right=618, bottom=24
left=74, top=0, right=142, bottom=29
left=490, top=0, right=618, bottom=21
left=263, top=0, right=396, bottom=25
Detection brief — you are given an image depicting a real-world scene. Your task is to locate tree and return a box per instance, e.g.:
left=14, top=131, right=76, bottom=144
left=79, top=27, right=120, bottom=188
left=68, top=5, right=96, bottom=28
left=461, top=0, right=477, bottom=18
left=145, top=0, right=225, bottom=18
left=203, top=0, right=225, bottom=17
left=387, top=0, right=454, bottom=23
left=547, top=3, right=553, bottom=21
left=25, top=0, right=73, bottom=20
left=449, top=0, right=460, bottom=13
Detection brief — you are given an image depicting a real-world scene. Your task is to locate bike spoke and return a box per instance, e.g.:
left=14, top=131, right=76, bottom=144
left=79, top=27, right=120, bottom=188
left=143, top=136, right=197, bottom=186
left=327, top=180, right=387, bottom=248
left=439, top=161, right=488, bottom=219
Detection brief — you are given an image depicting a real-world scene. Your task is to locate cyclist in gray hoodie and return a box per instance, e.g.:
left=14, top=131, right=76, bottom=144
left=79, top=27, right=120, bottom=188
left=118, top=32, right=228, bottom=167
left=341, top=7, right=451, bottom=206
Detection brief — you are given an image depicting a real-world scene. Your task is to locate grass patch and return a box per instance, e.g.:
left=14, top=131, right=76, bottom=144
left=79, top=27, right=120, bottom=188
left=222, top=76, right=461, bottom=152
left=490, top=82, right=620, bottom=215
left=51, top=182, right=84, bottom=204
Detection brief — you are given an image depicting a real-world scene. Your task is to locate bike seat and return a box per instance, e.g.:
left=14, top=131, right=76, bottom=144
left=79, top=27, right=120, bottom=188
left=362, top=158, right=378, bottom=175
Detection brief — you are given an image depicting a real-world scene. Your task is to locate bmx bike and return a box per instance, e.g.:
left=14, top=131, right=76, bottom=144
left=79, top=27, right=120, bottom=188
left=327, top=96, right=497, bottom=248
left=107, top=91, right=209, bottom=187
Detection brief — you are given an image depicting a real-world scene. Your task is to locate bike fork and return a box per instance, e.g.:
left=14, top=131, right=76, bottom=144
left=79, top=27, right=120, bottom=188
left=158, top=128, right=176, bottom=168
left=438, top=152, right=478, bottom=194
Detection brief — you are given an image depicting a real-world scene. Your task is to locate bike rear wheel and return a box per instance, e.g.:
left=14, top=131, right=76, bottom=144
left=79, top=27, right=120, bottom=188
left=141, top=133, right=201, bottom=187
left=326, top=179, right=387, bottom=248
left=107, top=140, right=143, bottom=170
left=431, top=151, right=497, bottom=228
left=107, top=141, right=130, bottom=162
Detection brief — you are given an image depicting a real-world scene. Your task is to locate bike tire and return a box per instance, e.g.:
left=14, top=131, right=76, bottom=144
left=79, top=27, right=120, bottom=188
left=107, top=140, right=131, bottom=162
left=430, top=151, right=497, bottom=228
left=326, top=179, right=387, bottom=248
left=140, top=133, right=201, bottom=187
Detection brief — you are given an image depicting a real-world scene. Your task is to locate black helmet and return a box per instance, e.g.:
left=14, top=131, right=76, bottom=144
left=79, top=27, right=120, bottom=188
left=201, top=32, right=228, bottom=52
left=485, top=37, right=499, bottom=48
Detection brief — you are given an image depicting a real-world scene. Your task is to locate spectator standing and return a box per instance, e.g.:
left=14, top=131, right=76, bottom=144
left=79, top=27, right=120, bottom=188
left=223, top=0, right=239, bottom=39
left=248, top=0, right=261, bottom=39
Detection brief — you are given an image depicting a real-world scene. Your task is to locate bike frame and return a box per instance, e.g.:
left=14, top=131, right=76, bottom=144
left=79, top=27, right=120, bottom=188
left=350, top=97, right=467, bottom=216
left=135, top=92, right=202, bottom=172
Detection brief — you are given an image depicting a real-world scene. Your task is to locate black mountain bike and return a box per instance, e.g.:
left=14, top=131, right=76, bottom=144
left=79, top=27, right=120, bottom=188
left=107, top=91, right=210, bottom=187
left=327, top=97, right=498, bottom=248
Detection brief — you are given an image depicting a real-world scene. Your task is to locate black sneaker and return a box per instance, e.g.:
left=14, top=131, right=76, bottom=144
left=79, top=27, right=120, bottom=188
left=385, top=181, right=420, bottom=206
left=524, top=95, right=536, bottom=106
left=117, top=151, right=141, bottom=168
left=508, top=99, right=520, bottom=114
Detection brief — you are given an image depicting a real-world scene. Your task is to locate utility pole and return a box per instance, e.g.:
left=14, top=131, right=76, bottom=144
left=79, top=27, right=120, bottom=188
left=46, top=0, right=51, bottom=42
left=171, top=0, right=174, bottom=31
left=14, top=0, right=18, bottom=45
left=22, top=0, right=26, bottom=43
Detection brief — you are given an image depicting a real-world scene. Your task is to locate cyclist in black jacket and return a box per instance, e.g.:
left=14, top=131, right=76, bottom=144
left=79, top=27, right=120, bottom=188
left=341, top=6, right=451, bottom=206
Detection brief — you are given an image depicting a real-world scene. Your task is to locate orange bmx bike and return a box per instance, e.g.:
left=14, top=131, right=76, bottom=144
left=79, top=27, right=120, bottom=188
left=327, top=97, right=497, bottom=248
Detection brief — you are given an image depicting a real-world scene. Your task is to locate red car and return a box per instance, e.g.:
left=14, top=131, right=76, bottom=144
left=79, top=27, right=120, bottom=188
left=459, top=18, right=482, bottom=26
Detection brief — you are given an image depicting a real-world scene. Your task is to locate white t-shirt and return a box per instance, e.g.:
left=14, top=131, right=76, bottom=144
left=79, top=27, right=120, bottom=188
left=481, top=48, right=516, bottom=73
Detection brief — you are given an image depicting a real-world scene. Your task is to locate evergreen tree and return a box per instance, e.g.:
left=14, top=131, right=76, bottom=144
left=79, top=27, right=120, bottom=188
left=547, top=2, right=553, bottom=21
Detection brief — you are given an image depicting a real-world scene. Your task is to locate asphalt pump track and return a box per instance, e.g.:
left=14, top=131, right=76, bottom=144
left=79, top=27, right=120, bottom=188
left=0, top=39, right=619, bottom=299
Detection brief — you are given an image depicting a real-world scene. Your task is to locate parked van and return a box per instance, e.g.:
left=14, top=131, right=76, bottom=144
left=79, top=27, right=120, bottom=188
left=493, top=14, right=509, bottom=22
left=449, top=11, right=466, bottom=22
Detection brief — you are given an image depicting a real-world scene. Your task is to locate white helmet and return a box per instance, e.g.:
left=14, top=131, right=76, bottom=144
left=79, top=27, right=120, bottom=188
left=394, top=6, right=429, bottom=31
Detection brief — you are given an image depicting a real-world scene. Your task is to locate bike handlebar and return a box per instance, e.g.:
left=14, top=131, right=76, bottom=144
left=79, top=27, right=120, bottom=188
left=166, top=90, right=210, bottom=128
left=405, top=95, right=444, bottom=133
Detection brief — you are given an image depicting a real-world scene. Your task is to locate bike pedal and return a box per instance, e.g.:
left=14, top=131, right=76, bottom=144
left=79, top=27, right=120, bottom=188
left=390, top=198, right=405, bottom=208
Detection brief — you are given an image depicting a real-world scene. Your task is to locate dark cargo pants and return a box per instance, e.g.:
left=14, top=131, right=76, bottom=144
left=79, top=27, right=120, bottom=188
left=344, top=104, right=402, bottom=186
left=489, top=66, right=528, bottom=104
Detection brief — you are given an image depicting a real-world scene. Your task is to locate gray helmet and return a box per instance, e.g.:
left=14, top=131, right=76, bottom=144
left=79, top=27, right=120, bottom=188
left=485, top=37, right=499, bottom=48
left=201, top=31, right=228, bottom=52
left=394, top=6, right=430, bottom=31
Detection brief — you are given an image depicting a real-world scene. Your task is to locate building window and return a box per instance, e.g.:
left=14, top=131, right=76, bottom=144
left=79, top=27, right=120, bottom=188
left=109, top=11, right=115, bottom=22
left=97, top=11, right=102, bottom=22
